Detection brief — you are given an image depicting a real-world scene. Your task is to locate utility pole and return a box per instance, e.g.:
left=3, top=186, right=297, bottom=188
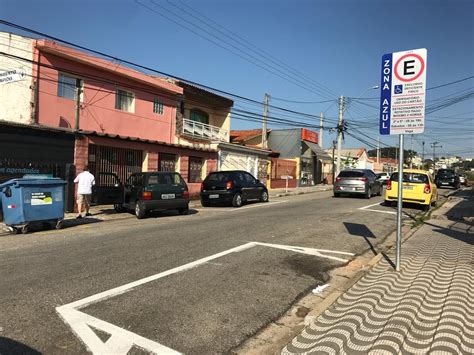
left=431, top=142, right=442, bottom=173
left=336, top=96, right=344, bottom=176
left=332, top=140, right=337, bottom=184
left=376, top=137, right=380, bottom=165
left=74, top=78, right=82, bottom=130
left=319, top=112, right=324, bottom=148
left=262, top=93, right=269, bottom=149
left=422, top=141, right=425, bottom=166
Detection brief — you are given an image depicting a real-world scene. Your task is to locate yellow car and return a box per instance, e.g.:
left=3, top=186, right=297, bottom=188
left=384, top=169, right=438, bottom=211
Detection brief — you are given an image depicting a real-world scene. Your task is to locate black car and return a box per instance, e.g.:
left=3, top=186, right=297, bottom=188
left=435, top=169, right=460, bottom=189
left=94, top=172, right=190, bottom=219
left=200, top=170, right=269, bottom=207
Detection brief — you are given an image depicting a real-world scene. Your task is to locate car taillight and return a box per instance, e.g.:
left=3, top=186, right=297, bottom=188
left=183, top=191, right=190, bottom=199
left=336, top=177, right=341, bottom=182
left=387, top=180, right=392, bottom=190
left=358, top=177, right=368, bottom=182
left=424, top=184, right=431, bottom=194
left=226, top=180, right=234, bottom=190
left=143, top=191, right=152, bottom=200
left=200, top=182, right=204, bottom=192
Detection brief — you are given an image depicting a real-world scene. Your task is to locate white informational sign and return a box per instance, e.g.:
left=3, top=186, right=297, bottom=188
left=380, top=48, right=427, bottom=135
left=0, top=68, right=26, bottom=85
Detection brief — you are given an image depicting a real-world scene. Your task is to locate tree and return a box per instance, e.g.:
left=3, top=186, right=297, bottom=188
left=367, top=147, right=418, bottom=163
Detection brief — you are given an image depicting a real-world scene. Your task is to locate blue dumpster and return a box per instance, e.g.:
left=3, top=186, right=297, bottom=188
left=0, top=178, right=66, bottom=233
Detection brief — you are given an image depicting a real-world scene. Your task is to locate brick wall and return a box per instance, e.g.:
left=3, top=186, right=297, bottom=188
left=179, top=155, right=189, bottom=181
left=148, top=152, right=159, bottom=171
left=74, top=136, right=89, bottom=173
left=207, top=158, right=217, bottom=174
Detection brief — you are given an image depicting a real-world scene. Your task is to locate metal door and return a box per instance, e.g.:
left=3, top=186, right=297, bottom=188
left=93, top=172, right=123, bottom=205
left=88, top=145, right=143, bottom=186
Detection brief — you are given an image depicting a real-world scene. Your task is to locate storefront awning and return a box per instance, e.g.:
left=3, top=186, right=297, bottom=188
left=303, top=141, right=332, bottom=161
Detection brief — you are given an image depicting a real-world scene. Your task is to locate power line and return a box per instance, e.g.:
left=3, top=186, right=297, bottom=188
left=134, top=0, right=337, bottom=100
left=0, top=19, right=329, bottom=117
left=167, top=0, right=336, bottom=98
left=427, top=75, right=474, bottom=91
left=264, top=97, right=335, bottom=104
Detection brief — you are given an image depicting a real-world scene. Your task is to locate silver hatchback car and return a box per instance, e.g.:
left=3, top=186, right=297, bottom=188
left=334, top=169, right=382, bottom=199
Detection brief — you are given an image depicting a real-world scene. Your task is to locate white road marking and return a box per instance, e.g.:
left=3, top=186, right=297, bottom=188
left=359, top=202, right=384, bottom=210
left=358, top=202, right=416, bottom=216
left=56, top=241, right=353, bottom=354
left=253, top=242, right=354, bottom=262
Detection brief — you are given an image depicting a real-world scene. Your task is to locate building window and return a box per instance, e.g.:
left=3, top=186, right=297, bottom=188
left=159, top=153, right=177, bottom=172
left=58, top=73, right=81, bottom=100
left=153, top=99, right=164, bottom=115
left=115, top=89, right=134, bottom=112
left=188, top=156, right=203, bottom=183
left=190, top=109, right=209, bottom=124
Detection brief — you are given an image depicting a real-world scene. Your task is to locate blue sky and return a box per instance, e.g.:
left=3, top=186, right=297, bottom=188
left=1, top=0, right=473, bottom=157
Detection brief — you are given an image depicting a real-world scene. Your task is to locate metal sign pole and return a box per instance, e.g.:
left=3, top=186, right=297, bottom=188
left=396, top=134, right=404, bottom=271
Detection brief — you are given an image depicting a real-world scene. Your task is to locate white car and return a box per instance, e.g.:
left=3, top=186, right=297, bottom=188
left=376, top=172, right=390, bottom=185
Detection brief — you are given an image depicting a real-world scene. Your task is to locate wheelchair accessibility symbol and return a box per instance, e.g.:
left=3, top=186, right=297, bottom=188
left=394, top=85, right=403, bottom=94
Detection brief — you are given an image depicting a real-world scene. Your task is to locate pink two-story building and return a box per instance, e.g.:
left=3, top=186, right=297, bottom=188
left=0, top=32, right=233, bottom=199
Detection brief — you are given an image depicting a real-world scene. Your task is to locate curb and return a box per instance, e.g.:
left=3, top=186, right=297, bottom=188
left=271, top=187, right=332, bottom=198
left=298, top=190, right=460, bottom=334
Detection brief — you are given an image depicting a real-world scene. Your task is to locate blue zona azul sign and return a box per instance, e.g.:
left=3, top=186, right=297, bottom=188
left=380, top=53, right=392, bottom=135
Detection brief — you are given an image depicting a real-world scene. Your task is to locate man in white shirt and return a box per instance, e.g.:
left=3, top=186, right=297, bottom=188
left=74, top=166, right=95, bottom=218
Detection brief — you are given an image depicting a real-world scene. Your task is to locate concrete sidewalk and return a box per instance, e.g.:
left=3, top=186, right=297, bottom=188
left=282, top=188, right=473, bottom=354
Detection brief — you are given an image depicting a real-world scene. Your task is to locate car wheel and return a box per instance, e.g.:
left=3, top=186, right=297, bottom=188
left=178, top=207, right=189, bottom=215
left=377, top=185, right=382, bottom=196
left=232, top=193, right=242, bottom=207
left=114, top=204, right=124, bottom=213
left=423, top=204, right=431, bottom=212
left=135, top=200, right=147, bottom=219
left=384, top=200, right=392, bottom=207
left=333, top=192, right=340, bottom=198
left=260, top=190, right=269, bottom=203
left=365, top=188, right=371, bottom=199
left=201, top=200, right=210, bottom=207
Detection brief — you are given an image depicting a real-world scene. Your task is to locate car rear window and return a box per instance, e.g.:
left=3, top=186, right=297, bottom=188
left=390, top=172, right=428, bottom=184
left=437, top=170, right=455, bottom=177
left=338, top=171, right=365, bottom=178
left=147, top=173, right=184, bottom=186
left=207, top=172, right=232, bottom=182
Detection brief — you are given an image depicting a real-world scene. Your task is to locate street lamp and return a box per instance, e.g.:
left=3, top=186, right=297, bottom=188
left=336, top=85, right=379, bottom=176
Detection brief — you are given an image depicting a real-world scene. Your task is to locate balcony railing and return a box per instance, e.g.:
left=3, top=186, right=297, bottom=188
left=177, top=117, right=229, bottom=143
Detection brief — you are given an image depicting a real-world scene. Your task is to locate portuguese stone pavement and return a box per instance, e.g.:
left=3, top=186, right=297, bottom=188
left=283, top=190, right=473, bottom=354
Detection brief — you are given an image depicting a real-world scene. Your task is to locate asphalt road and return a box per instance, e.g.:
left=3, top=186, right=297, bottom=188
left=0, top=188, right=454, bottom=354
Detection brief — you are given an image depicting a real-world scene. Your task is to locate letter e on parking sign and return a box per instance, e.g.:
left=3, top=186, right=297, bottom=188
left=379, top=48, right=427, bottom=135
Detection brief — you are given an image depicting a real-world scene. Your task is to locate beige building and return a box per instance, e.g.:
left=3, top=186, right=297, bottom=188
left=174, top=81, right=232, bottom=151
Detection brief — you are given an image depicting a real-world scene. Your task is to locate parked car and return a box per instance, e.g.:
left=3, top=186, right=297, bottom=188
left=458, top=173, right=467, bottom=186
left=200, top=170, right=268, bottom=207
left=385, top=169, right=438, bottom=211
left=435, top=169, right=460, bottom=189
left=104, top=172, right=190, bottom=219
left=333, top=169, right=382, bottom=199
left=376, top=172, right=391, bottom=185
